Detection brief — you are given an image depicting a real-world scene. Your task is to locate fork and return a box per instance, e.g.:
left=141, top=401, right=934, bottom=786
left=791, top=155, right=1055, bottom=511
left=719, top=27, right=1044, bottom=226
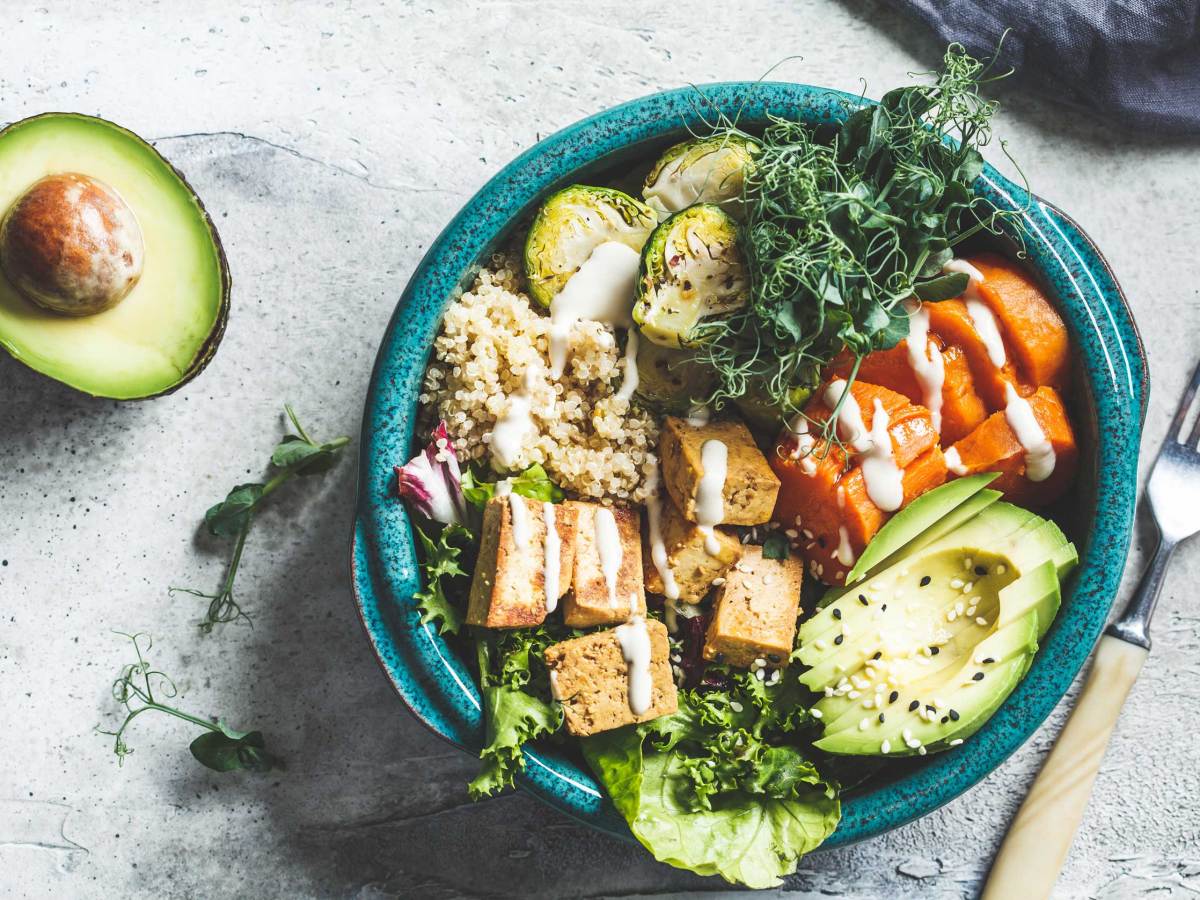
left=982, top=359, right=1200, bottom=900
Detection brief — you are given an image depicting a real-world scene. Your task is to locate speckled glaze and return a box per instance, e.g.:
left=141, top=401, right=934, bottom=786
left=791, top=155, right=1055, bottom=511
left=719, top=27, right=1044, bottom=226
left=351, top=83, right=1147, bottom=849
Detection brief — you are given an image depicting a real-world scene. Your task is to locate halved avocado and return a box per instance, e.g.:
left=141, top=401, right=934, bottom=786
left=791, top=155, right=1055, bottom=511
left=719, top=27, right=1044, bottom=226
left=0, top=113, right=230, bottom=399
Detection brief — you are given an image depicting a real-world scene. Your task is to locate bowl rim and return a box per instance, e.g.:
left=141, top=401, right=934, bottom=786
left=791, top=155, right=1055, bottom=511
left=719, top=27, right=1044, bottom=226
left=350, top=81, right=1149, bottom=850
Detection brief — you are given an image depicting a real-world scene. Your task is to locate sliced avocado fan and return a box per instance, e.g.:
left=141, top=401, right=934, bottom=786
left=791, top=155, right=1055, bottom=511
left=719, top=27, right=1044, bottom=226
left=0, top=113, right=230, bottom=399
left=797, top=479, right=1077, bottom=757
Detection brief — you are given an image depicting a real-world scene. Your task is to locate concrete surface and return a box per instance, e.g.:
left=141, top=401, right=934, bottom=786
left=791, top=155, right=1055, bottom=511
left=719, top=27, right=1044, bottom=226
left=1, top=1, right=1197, bottom=897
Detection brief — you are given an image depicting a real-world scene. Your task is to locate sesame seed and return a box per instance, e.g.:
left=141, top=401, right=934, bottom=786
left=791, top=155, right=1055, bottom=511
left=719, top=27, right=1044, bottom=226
left=802, top=529, right=814, bottom=539
left=814, top=639, right=828, bottom=651
left=908, top=701, right=919, bottom=712
left=755, top=669, right=766, bottom=681
left=863, top=698, right=875, bottom=709
left=730, top=701, right=744, bottom=712
left=878, top=713, right=886, bottom=723
left=881, top=604, right=888, bottom=612
left=955, top=601, right=965, bottom=615
left=962, top=582, right=974, bottom=594
left=949, top=709, right=960, bottom=721
left=881, top=739, right=891, bottom=754
left=824, top=686, right=834, bottom=698
left=889, top=690, right=899, bottom=703
left=930, top=646, right=940, bottom=656
left=974, top=565, right=987, bottom=576
left=918, top=745, right=928, bottom=756
left=712, top=577, right=726, bottom=586
left=812, top=708, right=823, bottom=719
left=859, top=594, right=869, bottom=606
left=947, top=610, right=958, bottom=622
left=950, top=578, right=964, bottom=589
left=785, top=528, right=798, bottom=538
left=976, top=617, right=988, bottom=626
left=872, top=651, right=882, bottom=660
left=906, top=737, right=922, bottom=749
left=754, top=657, right=767, bottom=667
left=848, top=690, right=861, bottom=699
left=950, top=738, right=964, bottom=746
left=963, top=557, right=973, bottom=570
left=833, top=608, right=842, bottom=620
left=920, top=575, right=931, bottom=587
left=996, top=564, right=1007, bottom=574
left=859, top=718, right=869, bottom=731
left=834, top=634, right=844, bottom=645
left=902, top=728, right=913, bottom=742
left=972, top=671, right=985, bottom=681
left=983, top=657, right=995, bottom=665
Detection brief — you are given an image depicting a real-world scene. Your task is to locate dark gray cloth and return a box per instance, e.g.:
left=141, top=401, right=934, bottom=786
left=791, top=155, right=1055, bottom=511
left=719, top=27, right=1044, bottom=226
left=892, top=0, right=1200, bottom=134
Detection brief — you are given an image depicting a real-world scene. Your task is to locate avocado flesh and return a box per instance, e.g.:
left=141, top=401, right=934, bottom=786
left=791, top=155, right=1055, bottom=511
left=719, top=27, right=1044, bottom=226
left=0, top=113, right=229, bottom=399
left=814, top=618, right=1036, bottom=756
left=801, top=502, right=1039, bottom=648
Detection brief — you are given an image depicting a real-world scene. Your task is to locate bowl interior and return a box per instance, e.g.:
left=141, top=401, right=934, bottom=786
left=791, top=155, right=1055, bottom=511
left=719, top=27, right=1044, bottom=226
left=352, top=82, right=1148, bottom=847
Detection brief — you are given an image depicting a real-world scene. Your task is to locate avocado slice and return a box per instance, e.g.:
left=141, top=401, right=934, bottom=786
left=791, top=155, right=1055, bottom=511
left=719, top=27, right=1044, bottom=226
left=0, top=113, right=229, bottom=399
left=801, top=499, right=1075, bottom=754
left=814, top=616, right=1037, bottom=756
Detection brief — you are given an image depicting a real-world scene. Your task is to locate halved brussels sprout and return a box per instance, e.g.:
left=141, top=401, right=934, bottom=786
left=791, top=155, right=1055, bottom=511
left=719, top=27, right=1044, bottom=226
left=642, top=135, right=758, bottom=218
left=523, top=185, right=657, bottom=307
left=734, top=385, right=814, bottom=435
left=634, top=339, right=716, bottom=414
left=633, top=204, right=748, bottom=348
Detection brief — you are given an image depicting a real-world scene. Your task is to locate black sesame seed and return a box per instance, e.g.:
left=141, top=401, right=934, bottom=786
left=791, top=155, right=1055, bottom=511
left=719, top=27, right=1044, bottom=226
left=919, top=575, right=932, bottom=587
left=949, top=709, right=960, bottom=721
left=817, top=536, right=827, bottom=548
left=833, top=608, right=842, bottom=620
left=881, top=604, right=888, bottom=612
left=908, top=700, right=919, bottom=712
left=974, top=565, right=987, bottom=576
left=768, top=653, right=781, bottom=663
left=878, top=713, right=886, bottom=723
left=972, top=671, right=985, bottom=681
left=889, top=690, right=899, bottom=703
left=872, top=651, right=882, bottom=660
left=940, top=715, right=949, bottom=724
left=858, top=594, right=869, bottom=605
left=982, top=657, right=995, bottom=665
left=925, top=704, right=936, bottom=713
left=834, top=634, right=844, bottom=645
left=929, top=646, right=940, bottom=656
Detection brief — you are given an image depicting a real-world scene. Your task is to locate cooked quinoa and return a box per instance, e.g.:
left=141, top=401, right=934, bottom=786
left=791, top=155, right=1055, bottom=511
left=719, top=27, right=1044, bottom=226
left=420, top=257, right=656, bottom=503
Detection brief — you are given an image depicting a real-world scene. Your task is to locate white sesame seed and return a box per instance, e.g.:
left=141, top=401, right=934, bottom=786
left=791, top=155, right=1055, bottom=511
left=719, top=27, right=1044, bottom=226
left=918, top=745, right=928, bottom=756
left=976, top=617, right=988, bottom=626
left=996, top=564, right=1007, bottom=574
left=811, top=708, right=823, bottom=719
left=785, top=528, right=798, bottom=538
left=962, top=582, right=974, bottom=594
left=955, top=601, right=965, bottom=615
left=794, top=515, right=804, bottom=526
left=950, top=578, right=964, bottom=589
left=755, top=669, right=766, bottom=681
left=803, top=529, right=814, bottom=539
left=947, top=610, right=958, bottom=622
left=712, top=577, right=726, bottom=586
left=906, top=737, right=922, bottom=749
left=863, top=698, right=875, bottom=709
left=848, top=690, right=861, bottom=699
left=881, top=739, right=892, bottom=753
left=730, top=701, right=744, bottom=712
left=859, top=718, right=869, bottom=731
left=950, top=738, right=964, bottom=746
left=754, top=657, right=767, bottom=667
left=963, top=556, right=973, bottom=570
left=824, top=686, right=834, bottom=698
left=814, top=639, right=828, bottom=651
left=902, top=728, right=913, bottom=741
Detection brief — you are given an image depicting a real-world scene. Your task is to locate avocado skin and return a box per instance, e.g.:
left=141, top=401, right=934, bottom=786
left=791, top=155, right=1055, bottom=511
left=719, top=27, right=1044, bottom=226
left=0, top=112, right=231, bottom=400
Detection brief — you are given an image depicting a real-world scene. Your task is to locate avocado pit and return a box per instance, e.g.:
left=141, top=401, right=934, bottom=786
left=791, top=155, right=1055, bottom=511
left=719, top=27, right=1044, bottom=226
left=0, top=172, right=145, bottom=316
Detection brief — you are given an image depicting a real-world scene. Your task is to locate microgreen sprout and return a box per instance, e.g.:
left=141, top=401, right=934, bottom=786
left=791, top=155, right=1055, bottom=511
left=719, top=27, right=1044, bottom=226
left=171, top=404, right=350, bottom=632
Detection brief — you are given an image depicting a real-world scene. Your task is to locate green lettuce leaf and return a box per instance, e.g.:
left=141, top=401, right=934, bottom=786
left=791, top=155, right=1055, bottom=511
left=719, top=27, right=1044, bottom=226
left=462, top=463, right=564, bottom=508
left=468, top=638, right=563, bottom=799
left=582, top=669, right=840, bottom=888
left=412, top=522, right=474, bottom=635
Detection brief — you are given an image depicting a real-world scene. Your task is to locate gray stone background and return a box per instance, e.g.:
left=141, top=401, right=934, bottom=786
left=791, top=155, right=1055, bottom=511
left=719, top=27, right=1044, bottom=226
left=1, top=1, right=1197, bottom=897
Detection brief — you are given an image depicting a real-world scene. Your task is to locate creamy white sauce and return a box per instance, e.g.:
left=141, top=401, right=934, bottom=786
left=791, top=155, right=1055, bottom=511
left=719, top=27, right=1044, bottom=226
left=615, top=328, right=640, bottom=402
left=685, top=404, right=711, bottom=427
left=835, top=525, right=857, bottom=566
left=495, top=479, right=512, bottom=496
left=549, top=668, right=562, bottom=700
left=860, top=398, right=904, bottom=512
left=508, top=493, right=531, bottom=549
left=823, top=379, right=871, bottom=452
left=1004, top=383, right=1056, bottom=482
left=944, top=446, right=968, bottom=476
left=615, top=616, right=653, bottom=715
left=594, top=506, right=623, bottom=607
left=548, top=241, right=641, bottom=378
left=491, top=370, right=537, bottom=470
left=694, top=439, right=728, bottom=555
left=787, top=414, right=817, bottom=476
left=944, top=259, right=1007, bottom=369
left=644, top=466, right=681, bottom=631
left=542, top=502, right=561, bottom=614
left=903, top=298, right=945, bottom=432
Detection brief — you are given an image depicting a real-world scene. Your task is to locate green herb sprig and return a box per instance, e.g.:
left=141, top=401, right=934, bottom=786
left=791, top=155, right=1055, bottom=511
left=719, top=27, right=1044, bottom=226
left=172, top=405, right=350, bottom=632
left=99, top=632, right=280, bottom=772
left=695, top=45, right=1022, bottom=438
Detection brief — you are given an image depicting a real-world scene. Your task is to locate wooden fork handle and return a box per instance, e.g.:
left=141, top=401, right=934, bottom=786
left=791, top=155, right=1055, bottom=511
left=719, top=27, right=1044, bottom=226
left=981, top=635, right=1147, bottom=900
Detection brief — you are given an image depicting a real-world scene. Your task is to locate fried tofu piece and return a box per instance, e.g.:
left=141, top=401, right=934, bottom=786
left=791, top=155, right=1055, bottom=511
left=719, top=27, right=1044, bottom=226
left=704, top=546, right=804, bottom=668
left=643, top=491, right=743, bottom=602
left=545, top=618, right=678, bottom=736
left=562, top=501, right=646, bottom=627
left=660, top=417, right=781, bottom=527
left=465, top=495, right=578, bottom=629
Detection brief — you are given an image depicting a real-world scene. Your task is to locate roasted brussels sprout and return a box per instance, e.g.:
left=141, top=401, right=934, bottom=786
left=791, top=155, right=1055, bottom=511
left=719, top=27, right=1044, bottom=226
left=633, top=204, right=748, bottom=348
left=642, top=136, right=758, bottom=218
left=634, top=339, right=716, bottom=414
left=523, top=184, right=657, bottom=307
left=734, top=385, right=814, bottom=435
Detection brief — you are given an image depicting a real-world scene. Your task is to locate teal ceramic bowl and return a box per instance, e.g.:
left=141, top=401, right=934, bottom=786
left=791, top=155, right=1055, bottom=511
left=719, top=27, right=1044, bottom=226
left=351, top=83, right=1147, bottom=849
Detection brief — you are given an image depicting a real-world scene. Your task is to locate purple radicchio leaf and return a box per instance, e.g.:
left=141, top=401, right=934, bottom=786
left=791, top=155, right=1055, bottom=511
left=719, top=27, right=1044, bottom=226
left=677, top=611, right=712, bottom=690
left=395, top=421, right=467, bottom=525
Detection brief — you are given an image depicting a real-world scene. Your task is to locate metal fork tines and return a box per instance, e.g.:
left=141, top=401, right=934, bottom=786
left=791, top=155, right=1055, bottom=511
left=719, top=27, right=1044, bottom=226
left=1109, top=358, right=1200, bottom=649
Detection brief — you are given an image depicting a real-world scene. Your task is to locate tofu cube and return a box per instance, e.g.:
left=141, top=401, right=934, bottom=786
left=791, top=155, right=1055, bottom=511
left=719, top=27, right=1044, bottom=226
left=465, top=495, right=578, bottom=629
left=643, top=491, right=743, bottom=602
left=562, top=501, right=646, bottom=627
left=545, top=618, right=678, bottom=736
left=660, top=417, right=781, bottom=527
left=704, top=546, right=804, bottom=668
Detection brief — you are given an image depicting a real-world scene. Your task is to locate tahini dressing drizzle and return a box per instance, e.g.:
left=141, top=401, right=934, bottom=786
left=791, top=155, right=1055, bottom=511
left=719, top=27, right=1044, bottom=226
left=548, top=240, right=641, bottom=379
left=594, top=506, right=623, bottom=607
left=787, top=413, right=818, bottom=476
left=615, top=616, right=653, bottom=715
left=944, top=446, right=968, bottom=476
left=542, top=502, right=561, bottom=613
left=644, top=464, right=682, bottom=630
left=944, top=259, right=1006, bottom=369
left=825, top=379, right=904, bottom=512
left=1003, top=383, right=1056, bottom=481
left=491, top=370, right=537, bottom=470
left=903, top=298, right=945, bottom=433
left=694, top=439, right=728, bottom=555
